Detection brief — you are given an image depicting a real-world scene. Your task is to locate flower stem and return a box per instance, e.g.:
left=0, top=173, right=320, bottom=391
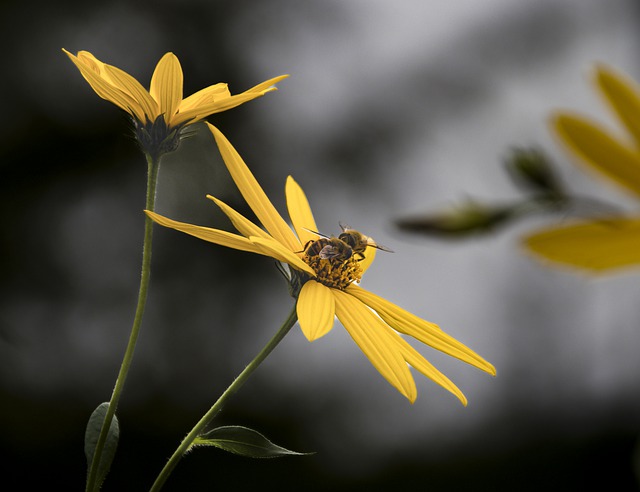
left=149, top=306, right=299, bottom=492
left=86, top=153, right=161, bottom=492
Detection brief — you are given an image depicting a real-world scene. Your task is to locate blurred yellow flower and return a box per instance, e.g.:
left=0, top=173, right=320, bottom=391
left=146, top=123, right=495, bottom=404
left=63, top=49, right=287, bottom=158
left=525, top=65, right=640, bottom=272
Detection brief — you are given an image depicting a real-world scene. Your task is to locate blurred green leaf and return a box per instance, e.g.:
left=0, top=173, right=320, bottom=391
left=505, top=147, right=565, bottom=198
left=192, top=425, right=312, bottom=458
left=84, top=402, right=119, bottom=489
left=396, top=200, right=517, bottom=238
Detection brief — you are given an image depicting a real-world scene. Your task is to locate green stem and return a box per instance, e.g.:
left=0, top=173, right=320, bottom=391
left=149, top=305, right=299, bottom=492
left=86, top=153, right=161, bottom=492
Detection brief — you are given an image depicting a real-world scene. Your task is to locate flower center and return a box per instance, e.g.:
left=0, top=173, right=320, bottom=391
left=302, top=254, right=363, bottom=290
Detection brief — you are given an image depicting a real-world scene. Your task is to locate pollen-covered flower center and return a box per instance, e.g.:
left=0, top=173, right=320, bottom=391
left=302, top=238, right=363, bottom=290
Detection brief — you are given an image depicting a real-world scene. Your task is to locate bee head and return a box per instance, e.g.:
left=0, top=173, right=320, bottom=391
left=339, top=223, right=394, bottom=254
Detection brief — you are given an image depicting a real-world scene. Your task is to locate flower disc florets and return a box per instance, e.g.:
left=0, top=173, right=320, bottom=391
left=303, top=254, right=363, bottom=290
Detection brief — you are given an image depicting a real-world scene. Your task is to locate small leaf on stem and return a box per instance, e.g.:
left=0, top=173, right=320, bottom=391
left=192, top=425, right=312, bottom=458
left=85, top=402, right=119, bottom=488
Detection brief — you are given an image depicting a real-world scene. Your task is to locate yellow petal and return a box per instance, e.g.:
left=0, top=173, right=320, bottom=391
left=244, top=74, right=289, bottom=94
left=174, top=92, right=265, bottom=125
left=207, top=195, right=272, bottom=240
left=150, top=53, right=183, bottom=123
left=552, top=113, right=640, bottom=197
left=63, top=49, right=139, bottom=118
left=333, top=289, right=417, bottom=403
left=208, top=123, right=302, bottom=252
left=178, top=83, right=231, bottom=113
left=285, top=176, right=319, bottom=246
left=359, top=245, right=376, bottom=274
left=172, top=75, right=286, bottom=126
left=346, top=284, right=496, bottom=376
left=74, top=50, right=114, bottom=83
left=296, top=280, right=336, bottom=341
left=595, top=64, right=640, bottom=148
left=145, top=210, right=264, bottom=255
left=524, top=217, right=640, bottom=272
left=102, top=64, right=159, bottom=122
left=73, top=50, right=106, bottom=72
left=389, top=330, right=467, bottom=405
left=249, top=236, right=317, bottom=276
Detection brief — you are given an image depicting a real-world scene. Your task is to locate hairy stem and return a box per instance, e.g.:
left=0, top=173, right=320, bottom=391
left=149, top=306, right=299, bottom=491
left=86, top=153, right=160, bottom=492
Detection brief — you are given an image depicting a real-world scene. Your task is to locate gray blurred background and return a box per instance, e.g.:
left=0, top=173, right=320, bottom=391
left=3, top=0, right=640, bottom=490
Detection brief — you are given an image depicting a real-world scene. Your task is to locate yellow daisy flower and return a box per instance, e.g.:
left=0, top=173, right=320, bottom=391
left=63, top=49, right=287, bottom=158
left=525, top=64, right=640, bottom=272
left=146, top=123, right=495, bottom=404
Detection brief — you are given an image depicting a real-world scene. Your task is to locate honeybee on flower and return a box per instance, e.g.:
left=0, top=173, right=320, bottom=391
left=303, top=223, right=393, bottom=261
left=146, top=123, right=495, bottom=404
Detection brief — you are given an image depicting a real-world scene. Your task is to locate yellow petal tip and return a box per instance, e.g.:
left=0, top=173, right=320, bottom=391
left=62, top=48, right=76, bottom=60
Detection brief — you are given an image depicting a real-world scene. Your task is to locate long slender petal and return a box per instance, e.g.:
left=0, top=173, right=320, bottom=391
left=63, top=49, right=140, bottom=118
left=524, top=217, right=640, bottom=271
left=388, top=330, right=467, bottom=405
left=552, top=113, right=640, bottom=197
left=102, top=64, right=159, bottom=122
left=145, top=211, right=264, bottom=255
left=296, top=280, right=336, bottom=341
left=285, top=176, right=319, bottom=247
left=179, top=83, right=230, bottom=112
left=595, top=64, right=640, bottom=148
left=173, top=77, right=286, bottom=125
left=347, top=284, right=496, bottom=376
left=174, top=92, right=269, bottom=125
left=74, top=51, right=109, bottom=77
left=208, top=123, right=302, bottom=252
left=150, top=53, right=184, bottom=122
left=333, top=289, right=417, bottom=403
left=244, top=74, right=289, bottom=94
left=249, top=236, right=317, bottom=276
left=75, top=51, right=122, bottom=88
left=207, top=195, right=272, bottom=240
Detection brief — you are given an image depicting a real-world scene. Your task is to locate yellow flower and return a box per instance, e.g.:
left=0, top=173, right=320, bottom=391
left=63, top=49, right=287, bottom=158
left=146, top=123, right=495, bottom=404
left=525, top=64, right=640, bottom=272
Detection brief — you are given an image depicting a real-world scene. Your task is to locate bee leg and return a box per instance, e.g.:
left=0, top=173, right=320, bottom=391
left=298, top=240, right=313, bottom=254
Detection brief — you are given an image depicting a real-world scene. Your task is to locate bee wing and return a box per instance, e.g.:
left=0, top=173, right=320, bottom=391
left=339, top=222, right=352, bottom=232
left=370, top=241, right=394, bottom=253
left=364, top=236, right=394, bottom=253
left=319, top=244, right=342, bottom=259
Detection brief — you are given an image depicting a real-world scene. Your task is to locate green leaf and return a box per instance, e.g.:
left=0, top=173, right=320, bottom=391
left=84, top=402, right=119, bottom=488
left=192, top=425, right=312, bottom=459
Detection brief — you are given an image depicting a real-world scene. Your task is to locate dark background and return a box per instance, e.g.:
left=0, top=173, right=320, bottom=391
left=3, top=0, right=640, bottom=490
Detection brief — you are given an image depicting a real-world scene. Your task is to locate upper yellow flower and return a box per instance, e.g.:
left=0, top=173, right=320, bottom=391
left=525, top=65, right=640, bottom=272
left=63, top=49, right=287, bottom=157
left=146, top=123, right=495, bottom=404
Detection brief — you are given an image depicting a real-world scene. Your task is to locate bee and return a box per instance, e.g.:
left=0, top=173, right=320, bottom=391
left=304, top=237, right=355, bottom=261
left=337, top=223, right=394, bottom=258
left=303, top=223, right=393, bottom=261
